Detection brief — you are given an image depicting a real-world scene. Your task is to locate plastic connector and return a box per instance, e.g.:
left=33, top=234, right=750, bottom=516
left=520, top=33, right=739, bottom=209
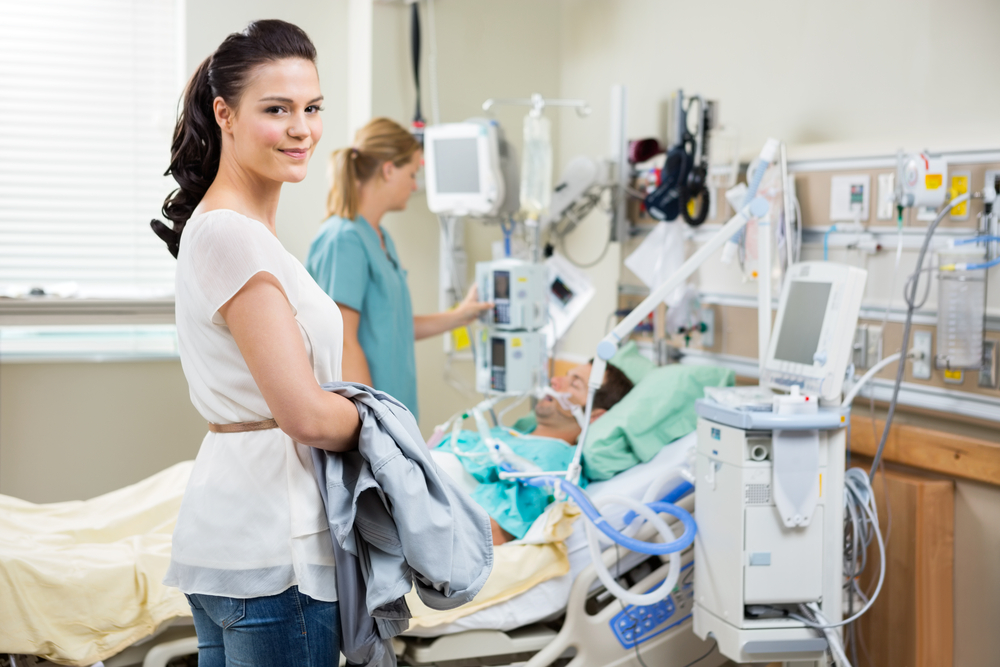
left=720, top=240, right=739, bottom=264
left=758, top=138, right=780, bottom=165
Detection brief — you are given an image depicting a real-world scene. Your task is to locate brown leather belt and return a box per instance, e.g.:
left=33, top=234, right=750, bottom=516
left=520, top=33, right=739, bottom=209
left=208, top=419, right=279, bottom=433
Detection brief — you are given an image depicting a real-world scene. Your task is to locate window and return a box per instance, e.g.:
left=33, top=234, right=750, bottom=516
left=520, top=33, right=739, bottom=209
left=0, top=0, right=183, bottom=299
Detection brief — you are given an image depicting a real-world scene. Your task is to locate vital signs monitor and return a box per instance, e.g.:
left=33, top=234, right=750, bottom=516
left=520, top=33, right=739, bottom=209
left=475, top=330, right=547, bottom=395
left=761, top=261, right=867, bottom=402
left=424, top=121, right=506, bottom=217
left=476, top=259, right=548, bottom=331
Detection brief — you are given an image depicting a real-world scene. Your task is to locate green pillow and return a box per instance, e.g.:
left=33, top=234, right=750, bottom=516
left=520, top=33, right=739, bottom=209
left=582, top=364, right=735, bottom=481
left=609, top=340, right=656, bottom=384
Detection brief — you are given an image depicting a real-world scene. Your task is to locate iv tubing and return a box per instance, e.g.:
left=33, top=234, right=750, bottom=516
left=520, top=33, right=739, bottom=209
left=940, top=255, right=1000, bottom=271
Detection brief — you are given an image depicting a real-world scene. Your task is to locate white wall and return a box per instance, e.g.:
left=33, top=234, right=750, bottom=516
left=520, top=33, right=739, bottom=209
left=551, top=0, right=1000, bottom=359
left=186, top=0, right=350, bottom=262
left=558, top=0, right=1000, bottom=158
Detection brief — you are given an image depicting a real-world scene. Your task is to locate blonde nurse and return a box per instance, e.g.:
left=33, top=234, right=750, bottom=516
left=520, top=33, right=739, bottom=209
left=306, top=118, right=491, bottom=420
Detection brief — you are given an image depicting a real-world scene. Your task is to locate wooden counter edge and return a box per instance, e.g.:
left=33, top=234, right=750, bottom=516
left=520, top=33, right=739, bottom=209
left=850, top=416, right=1000, bottom=487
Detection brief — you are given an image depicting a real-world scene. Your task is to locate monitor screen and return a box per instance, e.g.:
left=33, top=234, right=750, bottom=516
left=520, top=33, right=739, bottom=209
left=433, top=137, right=481, bottom=194
left=550, top=277, right=574, bottom=306
left=493, top=271, right=510, bottom=300
left=491, top=337, right=505, bottom=368
left=772, top=281, right=832, bottom=365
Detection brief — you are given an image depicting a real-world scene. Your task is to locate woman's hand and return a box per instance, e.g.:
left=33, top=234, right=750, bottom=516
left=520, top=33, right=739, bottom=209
left=413, top=284, right=494, bottom=341
left=452, top=284, right=495, bottom=327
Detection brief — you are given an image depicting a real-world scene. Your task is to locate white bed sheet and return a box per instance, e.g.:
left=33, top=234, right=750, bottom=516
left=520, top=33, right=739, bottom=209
left=405, top=432, right=697, bottom=637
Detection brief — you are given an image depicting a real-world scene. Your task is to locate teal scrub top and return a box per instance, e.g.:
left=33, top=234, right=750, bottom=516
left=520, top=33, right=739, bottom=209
left=307, top=215, right=418, bottom=419
left=436, top=427, right=582, bottom=540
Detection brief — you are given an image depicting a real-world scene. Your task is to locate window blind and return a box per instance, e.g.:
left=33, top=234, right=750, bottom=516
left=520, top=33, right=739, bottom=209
left=0, top=0, right=182, bottom=298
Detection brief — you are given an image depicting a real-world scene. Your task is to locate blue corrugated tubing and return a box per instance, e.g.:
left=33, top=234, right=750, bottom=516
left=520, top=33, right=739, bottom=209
left=523, top=475, right=697, bottom=555
left=622, top=480, right=694, bottom=525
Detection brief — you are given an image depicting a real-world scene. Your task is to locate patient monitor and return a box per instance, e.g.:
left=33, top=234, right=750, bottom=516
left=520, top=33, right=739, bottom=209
left=476, top=330, right=547, bottom=395
left=693, top=261, right=867, bottom=664
left=424, top=121, right=507, bottom=217
left=476, top=259, right=548, bottom=331
left=761, top=262, right=867, bottom=402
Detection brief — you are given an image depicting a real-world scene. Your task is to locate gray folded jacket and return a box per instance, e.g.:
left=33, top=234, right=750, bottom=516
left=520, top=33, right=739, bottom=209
left=312, top=382, right=494, bottom=667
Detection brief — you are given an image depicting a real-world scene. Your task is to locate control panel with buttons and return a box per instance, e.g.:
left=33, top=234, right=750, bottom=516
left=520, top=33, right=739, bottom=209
left=609, top=563, right=694, bottom=649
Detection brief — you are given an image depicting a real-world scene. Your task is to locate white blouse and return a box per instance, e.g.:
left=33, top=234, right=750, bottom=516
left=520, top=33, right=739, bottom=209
left=164, top=209, right=343, bottom=602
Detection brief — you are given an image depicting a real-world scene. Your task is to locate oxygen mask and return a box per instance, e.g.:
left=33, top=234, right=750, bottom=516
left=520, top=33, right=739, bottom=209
left=536, top=387, right=587, bottom=429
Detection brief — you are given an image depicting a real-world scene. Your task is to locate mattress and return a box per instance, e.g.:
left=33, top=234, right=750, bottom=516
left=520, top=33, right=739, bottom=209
left=404, top=431, right=697, bottom=637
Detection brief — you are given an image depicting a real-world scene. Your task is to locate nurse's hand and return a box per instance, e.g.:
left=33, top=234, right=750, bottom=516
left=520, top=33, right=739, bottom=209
left=413, top=285, right=494, bottom=340
left=453, top=285, right=495, bottom=326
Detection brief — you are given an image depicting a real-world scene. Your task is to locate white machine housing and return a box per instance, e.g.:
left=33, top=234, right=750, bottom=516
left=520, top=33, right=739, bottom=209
left=475, top=330, right=547, bottom=395
left=760, top=261, right=867, bottom=402
left=476, top=259, right=548, bottom=331
left=541, top=253, right=595, bottom=351
left=896, top=152, right=948, bottom=209
left=693, top=418, right=845, bottom=664
left=424, top=121, right=506, bottom=217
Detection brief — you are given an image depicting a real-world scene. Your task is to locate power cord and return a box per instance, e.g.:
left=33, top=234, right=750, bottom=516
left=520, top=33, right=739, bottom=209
left=678, top=639, right=718, bottom=667
left=870, top=193, right=969, bottom=481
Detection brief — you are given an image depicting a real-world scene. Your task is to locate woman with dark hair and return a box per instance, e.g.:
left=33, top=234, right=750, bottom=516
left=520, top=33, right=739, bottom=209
left=151, top=20, right=353, bottom=665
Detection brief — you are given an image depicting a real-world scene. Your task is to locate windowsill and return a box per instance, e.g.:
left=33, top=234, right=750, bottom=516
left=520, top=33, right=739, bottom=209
left=0, top=323, right=179, bottom=363
left=0, top=297, right=176, bottom=326
left=0, top=298, right=178, bottom=362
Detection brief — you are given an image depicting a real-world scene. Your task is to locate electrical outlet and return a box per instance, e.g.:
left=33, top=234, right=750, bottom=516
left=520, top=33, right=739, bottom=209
left=877, top=173, right=895, bottom=220
left=985, top=170, right=1000, bottom=195
left=853, top=326, right=869, bottom=369
left=911, top=330, right=933, bottom=380
left=853, top=324, right=884, bottom=370
left=950, top=171, right=971, bottom=219
left=867, top=325, right=883, bottom=366
left=980, top=340, right=999, bottom=389
left=700, top=308, right=715, bottom=348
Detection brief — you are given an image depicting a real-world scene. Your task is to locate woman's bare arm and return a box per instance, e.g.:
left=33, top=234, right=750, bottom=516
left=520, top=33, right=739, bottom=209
left=219, top=272, right=360, bottom=452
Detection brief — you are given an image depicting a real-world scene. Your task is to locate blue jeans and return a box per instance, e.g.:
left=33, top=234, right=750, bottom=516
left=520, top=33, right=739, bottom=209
left=186, top=587, right=340, bottom=667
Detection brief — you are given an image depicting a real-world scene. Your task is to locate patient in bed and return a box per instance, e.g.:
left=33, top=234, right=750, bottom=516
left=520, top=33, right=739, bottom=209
left=436, top=362, right=634, bottom=545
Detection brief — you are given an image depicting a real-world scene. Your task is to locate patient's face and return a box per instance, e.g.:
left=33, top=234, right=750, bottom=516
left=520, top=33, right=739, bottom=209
left=536, top=363, right=594, bottom=425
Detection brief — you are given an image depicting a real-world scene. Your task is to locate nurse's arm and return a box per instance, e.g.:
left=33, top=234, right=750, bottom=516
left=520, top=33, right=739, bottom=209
left=339, top=304, right=374, bottom=386
left=413, top=285, right=493, bottom=340
left=219, top=272, right=361, bottom=452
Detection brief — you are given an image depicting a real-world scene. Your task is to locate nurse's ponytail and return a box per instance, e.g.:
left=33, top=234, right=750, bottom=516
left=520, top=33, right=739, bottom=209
left=151, top=20, right=318, bottom=258
left=326, top=118, right=421, bottom=220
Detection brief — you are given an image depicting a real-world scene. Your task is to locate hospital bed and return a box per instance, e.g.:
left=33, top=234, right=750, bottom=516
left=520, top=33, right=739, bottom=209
left=398, top=432, right=725, bottom=667
left=1, top=356, right=729, bottom=667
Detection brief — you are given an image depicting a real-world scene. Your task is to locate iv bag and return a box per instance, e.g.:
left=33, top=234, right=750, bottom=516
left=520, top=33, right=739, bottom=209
left=520, top=114, right=552, bottom=218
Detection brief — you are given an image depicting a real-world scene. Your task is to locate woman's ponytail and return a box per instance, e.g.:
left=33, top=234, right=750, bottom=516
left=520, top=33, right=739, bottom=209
left=151, top=56, right=218, bottom=259
left=151, top=20, right=318, bottom=258
left=325, top=118, right=421, bottom=221
left=326, top=147, right=362, bottom=220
